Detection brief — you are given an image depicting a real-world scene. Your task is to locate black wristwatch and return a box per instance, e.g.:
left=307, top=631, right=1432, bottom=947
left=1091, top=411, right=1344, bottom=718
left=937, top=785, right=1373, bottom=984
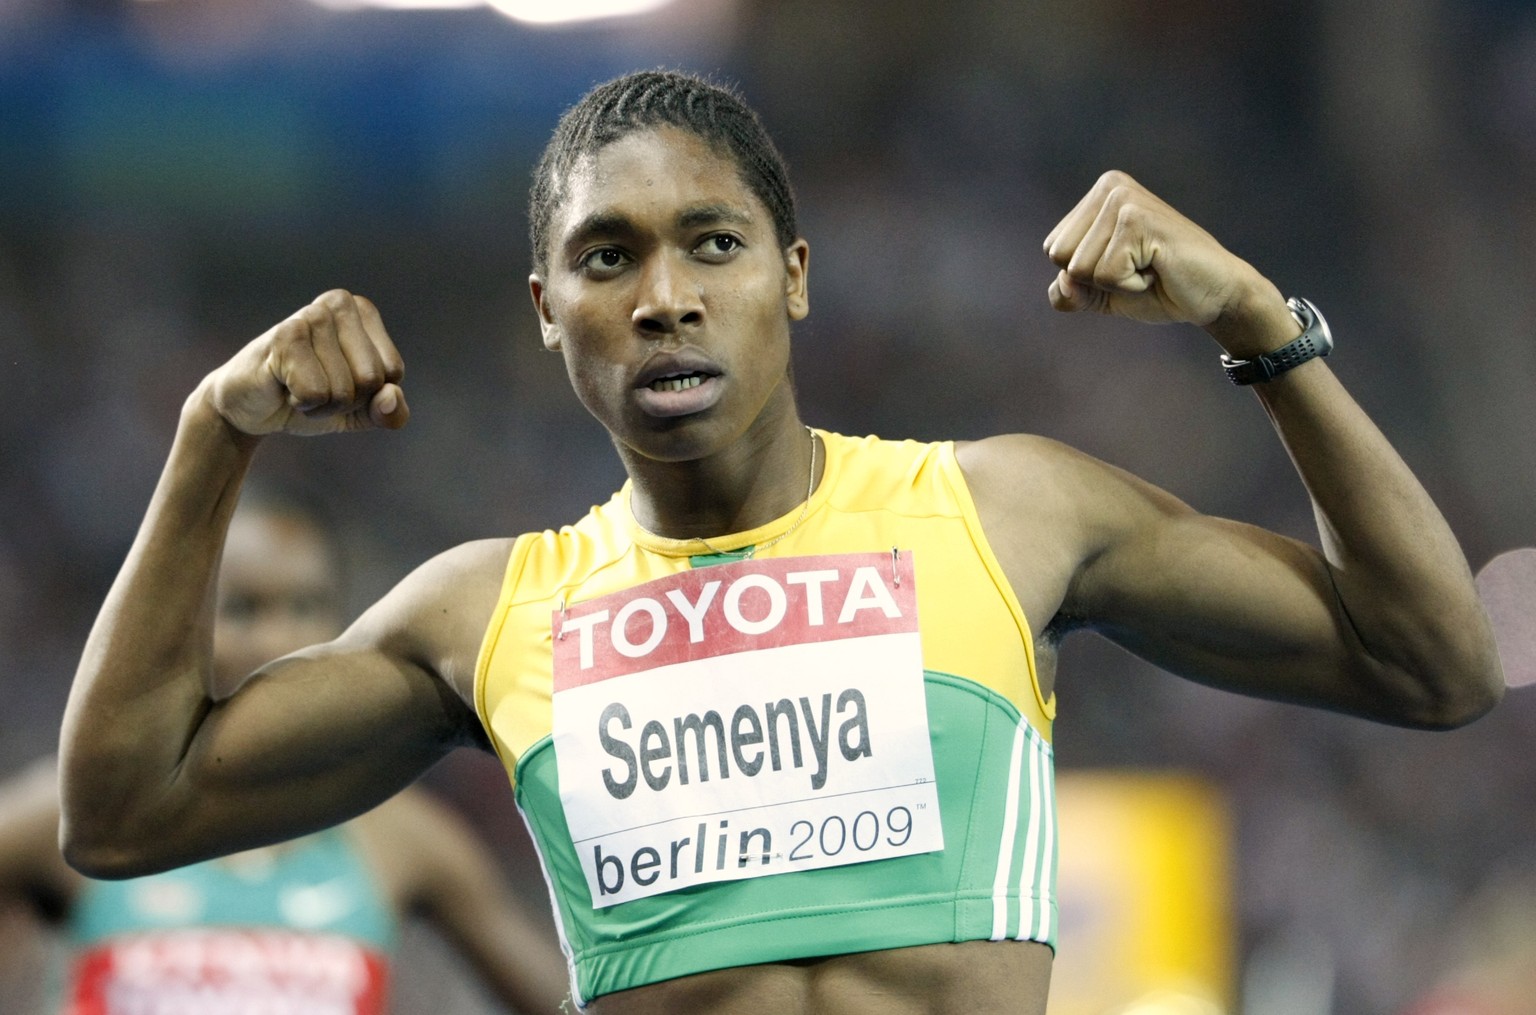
left=1220, top=297, right=1332, bottom=385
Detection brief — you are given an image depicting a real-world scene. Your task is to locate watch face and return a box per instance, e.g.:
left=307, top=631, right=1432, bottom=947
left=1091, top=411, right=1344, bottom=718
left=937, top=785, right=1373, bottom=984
left=1287, top=297, right=1313, bottom=331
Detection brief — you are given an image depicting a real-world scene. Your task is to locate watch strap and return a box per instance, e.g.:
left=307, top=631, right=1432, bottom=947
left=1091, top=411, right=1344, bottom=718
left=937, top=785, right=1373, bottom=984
left=1221, top=297, right=1332, bottom=385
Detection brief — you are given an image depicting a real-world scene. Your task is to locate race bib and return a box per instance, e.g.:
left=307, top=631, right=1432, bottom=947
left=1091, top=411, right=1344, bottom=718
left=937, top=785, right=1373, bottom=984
left=66, top=928, right=389, bottom=1015
left=552, top=551, right=943, bottom=907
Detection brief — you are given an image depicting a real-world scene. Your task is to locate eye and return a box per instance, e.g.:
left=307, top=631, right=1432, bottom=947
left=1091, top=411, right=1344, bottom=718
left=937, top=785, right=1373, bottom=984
left=578, top=247, right=631, bottom=277
left=694, top=234, right=742, bottom=262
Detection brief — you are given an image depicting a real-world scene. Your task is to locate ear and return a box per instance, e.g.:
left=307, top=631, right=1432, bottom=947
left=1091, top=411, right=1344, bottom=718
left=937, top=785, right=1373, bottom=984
left=529, top=273, right=562, bottom=351
left=783, top=239, right=810, bottom=321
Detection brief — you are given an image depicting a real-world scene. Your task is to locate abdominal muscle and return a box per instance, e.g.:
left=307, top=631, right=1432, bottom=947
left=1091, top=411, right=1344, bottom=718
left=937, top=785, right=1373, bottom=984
left=587, top=939, right=1053, bottom=1015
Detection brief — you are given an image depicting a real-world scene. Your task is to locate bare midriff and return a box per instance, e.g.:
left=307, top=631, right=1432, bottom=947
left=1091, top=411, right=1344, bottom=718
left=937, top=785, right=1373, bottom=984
left=586, top=939, right=1053, bottom=1015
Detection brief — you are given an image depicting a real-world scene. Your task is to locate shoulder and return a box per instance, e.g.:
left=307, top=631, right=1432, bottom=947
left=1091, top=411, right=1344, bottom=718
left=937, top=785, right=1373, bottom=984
left=951, top=433, right=1198, bottom=635
left=393, top=537, right=520, bottom=599
left=954, top=432, right=1085, bottom=480
left=335, top=537, right=519, bottom=705
left=955, top=432, right=1191, bottom=534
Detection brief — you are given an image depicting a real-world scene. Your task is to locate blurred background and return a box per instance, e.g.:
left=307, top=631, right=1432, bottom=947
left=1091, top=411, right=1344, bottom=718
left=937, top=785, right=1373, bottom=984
left=1, top=0, right=1533, bottom=1012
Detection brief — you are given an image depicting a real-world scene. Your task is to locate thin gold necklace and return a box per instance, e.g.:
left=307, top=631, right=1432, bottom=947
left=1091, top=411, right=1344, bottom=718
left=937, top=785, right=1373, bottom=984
left=692, top=425, right=817, bottom=560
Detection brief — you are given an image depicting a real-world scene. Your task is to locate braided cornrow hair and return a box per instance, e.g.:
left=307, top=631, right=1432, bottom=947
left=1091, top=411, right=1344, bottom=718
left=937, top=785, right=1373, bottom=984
left=529, top=69, right=798, bottom=275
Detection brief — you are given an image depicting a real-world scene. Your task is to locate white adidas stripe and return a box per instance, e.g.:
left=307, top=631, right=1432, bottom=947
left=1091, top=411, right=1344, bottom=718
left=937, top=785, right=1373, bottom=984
left=1018, top=730, right=1057, bottom=942
left=990, top=722, right=1029, bottom=939
left=517, top=799, right=586, bottom=1008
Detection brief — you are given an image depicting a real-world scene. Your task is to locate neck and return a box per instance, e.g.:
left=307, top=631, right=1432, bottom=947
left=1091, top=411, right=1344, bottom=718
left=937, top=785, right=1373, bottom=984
left=623, top=414, right=819, bottom=540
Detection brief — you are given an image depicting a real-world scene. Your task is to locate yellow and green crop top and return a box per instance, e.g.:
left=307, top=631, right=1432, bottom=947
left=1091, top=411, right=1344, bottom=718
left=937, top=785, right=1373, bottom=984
left=475, top=431, right=1057, bottom=1007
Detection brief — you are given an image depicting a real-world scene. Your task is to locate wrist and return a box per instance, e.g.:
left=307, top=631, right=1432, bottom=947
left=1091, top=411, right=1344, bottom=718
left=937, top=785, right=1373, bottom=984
left=1205, top=275, right=1297, bottom=359
left=1220, top=297, right=1333, bottom=386
left=182, top=380, right=264, bottom=457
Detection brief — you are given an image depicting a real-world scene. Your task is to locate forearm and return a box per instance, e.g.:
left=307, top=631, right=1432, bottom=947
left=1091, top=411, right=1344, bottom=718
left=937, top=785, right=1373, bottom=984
left=59, top=386, right=259, bottom=872
left=1250, top=338, right=1502, bottom=723
left=1043, top=172, right=1502, bottom=725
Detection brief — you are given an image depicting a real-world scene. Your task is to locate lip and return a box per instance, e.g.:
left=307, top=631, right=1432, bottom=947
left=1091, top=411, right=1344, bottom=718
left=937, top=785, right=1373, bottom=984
left=632, top=349, right=725, bottom=418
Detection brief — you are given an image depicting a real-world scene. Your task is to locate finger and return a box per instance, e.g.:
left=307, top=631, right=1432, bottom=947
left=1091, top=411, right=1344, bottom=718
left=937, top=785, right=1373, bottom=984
left=1044, top=170, right=1145, bottom=266
left=330, top=294, right=390, bottom=397
left=352, top=295, right=405, bottom=385
left=1099, top=206, right=1161, bottom=295
left=1064, top=192, right=1126, bottom=289
left=1047, top=271, right=1108, bottom=314
left=268, top=318, right=332, bottom=412
left=366, top=382, right=410, bottom=431
left=297, top=294, right=357, bottom=411
left=1042, top=184, right=1104, bottom=265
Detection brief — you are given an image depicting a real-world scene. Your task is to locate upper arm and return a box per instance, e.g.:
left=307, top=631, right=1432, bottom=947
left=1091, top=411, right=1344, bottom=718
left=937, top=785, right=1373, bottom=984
left=959, top=434, right=1406, bottom=722
left=94, top=538, right=513, bottom=876
left=360, top=787, right=568, bottom=1013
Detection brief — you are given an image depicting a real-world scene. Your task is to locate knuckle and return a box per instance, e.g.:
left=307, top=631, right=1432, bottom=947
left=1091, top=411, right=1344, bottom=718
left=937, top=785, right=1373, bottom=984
left=1107, top=185, right=1138, bottom=209
left=270, top=318, right=306, bottom=345
left=1097, top=169, right=1131, bottom=191
left=317, top=288, right=354, bottom=311
left=352, top=363, right=384, bottom=390
left=287, top=376, right=326, bottom=405
left=1064, top=259, right=1096, bottom=282
left=298, top=303, right=330, bottom=328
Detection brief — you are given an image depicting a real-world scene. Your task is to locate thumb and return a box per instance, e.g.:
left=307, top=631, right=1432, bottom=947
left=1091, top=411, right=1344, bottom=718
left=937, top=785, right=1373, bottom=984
left=1047, top=271, right=1107, bottom=314
left=367, top=383, right=410, bottom=430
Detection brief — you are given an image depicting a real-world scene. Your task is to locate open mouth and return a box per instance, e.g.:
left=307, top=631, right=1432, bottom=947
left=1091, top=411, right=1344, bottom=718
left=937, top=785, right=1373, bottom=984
left=648, top=372, right=708, bottom=393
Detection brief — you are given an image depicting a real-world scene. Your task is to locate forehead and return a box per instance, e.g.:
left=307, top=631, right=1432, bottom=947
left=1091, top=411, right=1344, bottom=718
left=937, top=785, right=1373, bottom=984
left=552, top=126, right=764, bottom=239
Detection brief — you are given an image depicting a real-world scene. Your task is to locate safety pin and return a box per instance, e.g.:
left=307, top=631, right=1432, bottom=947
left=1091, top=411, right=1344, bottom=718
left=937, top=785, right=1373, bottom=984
left=891, top=547, right=901, bottom=587
left=556, top=596, right=568, bottom=640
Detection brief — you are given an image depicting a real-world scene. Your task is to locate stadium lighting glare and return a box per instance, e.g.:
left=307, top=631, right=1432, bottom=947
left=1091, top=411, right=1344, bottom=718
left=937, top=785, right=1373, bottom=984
left=304, top=0, right=485, bottom=9
left=487, top=0, right=677, bottom=23
left=301, top=0, right=680, bottom=21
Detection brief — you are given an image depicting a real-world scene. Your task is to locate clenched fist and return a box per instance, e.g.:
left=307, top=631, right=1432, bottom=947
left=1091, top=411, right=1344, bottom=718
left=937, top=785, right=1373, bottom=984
left=202, top=290, right=410, bottom=438
left=1043, top=171, right=1296, bottom=358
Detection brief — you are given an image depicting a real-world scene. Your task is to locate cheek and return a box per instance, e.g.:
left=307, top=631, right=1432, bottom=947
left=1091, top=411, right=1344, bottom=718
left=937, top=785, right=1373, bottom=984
left=734, top=286, right=796, bottom=361
left=559, top=337, right=619, bottom=410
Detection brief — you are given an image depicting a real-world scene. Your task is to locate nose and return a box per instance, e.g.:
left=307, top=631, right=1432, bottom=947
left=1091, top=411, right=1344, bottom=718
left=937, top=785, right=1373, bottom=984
left=632, top=254, right=703, bottom=334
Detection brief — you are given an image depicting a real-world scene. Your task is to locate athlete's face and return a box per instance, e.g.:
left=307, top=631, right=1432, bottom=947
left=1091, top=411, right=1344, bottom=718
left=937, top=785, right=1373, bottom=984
left=530, top=126, right=809, bottom=462
left=212, top=509, right=343, bottom=697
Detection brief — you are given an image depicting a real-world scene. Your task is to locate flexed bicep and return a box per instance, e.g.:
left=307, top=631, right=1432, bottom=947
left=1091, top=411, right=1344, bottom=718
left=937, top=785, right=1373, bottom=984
left=167, top=535, right=509, bottom=867
left=1069, top=484, right=1442, bottom=725
left=158, top=641, right=473, bottom=872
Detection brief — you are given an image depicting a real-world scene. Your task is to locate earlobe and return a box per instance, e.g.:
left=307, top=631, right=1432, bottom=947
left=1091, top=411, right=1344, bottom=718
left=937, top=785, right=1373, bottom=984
left=784, top=239, right=810, bottom=321
left=529, top=273, right=562, bottom=351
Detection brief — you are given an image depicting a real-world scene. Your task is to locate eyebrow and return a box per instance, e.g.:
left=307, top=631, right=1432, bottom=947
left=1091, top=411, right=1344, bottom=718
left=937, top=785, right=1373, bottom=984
left=677, top=203, right=754, bottom=230
left=561, top=202, right=756, bottom=254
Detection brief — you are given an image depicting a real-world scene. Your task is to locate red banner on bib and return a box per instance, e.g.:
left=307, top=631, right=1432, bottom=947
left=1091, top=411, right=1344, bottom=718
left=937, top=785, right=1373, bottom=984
left=553, top=552, right=918, bottom=689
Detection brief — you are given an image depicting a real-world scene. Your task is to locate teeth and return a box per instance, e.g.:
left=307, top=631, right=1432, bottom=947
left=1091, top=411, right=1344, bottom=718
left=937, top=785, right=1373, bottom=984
left=651, top=375, right=704, bottom=393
